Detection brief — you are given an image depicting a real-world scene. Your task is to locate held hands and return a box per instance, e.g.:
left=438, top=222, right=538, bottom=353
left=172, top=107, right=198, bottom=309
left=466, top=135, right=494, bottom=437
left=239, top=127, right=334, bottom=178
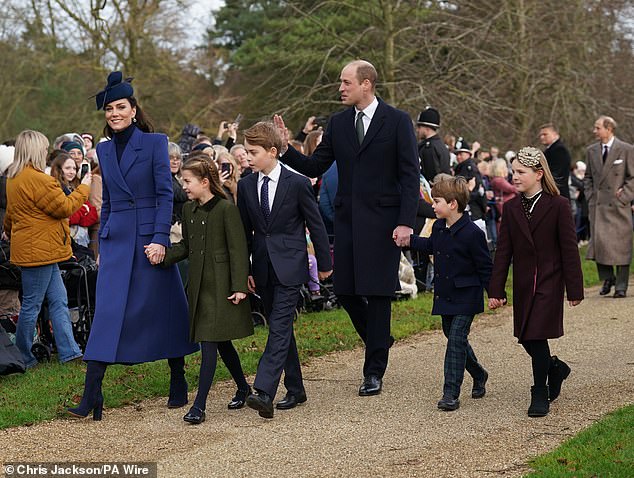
left=144, top=243, right=166, bottom=265
left=318, top=270, right=333, bottom=281
left=392, top=226, right=413, bottom=248
left=228, top=291, right=247, bottom=304
left=273, top=115, right=290, bottom=155
left=488, top=298, right=507, bottom=309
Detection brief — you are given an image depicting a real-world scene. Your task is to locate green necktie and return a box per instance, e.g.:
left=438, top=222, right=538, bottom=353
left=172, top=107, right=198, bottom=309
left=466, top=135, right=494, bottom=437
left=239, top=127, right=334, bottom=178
left=355, top=111, right=365, bottom=145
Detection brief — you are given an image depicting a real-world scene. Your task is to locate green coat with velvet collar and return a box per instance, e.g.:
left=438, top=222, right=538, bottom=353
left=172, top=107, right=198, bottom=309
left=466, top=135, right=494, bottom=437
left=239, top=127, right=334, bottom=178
left=164, top=196, right=253, bottom=342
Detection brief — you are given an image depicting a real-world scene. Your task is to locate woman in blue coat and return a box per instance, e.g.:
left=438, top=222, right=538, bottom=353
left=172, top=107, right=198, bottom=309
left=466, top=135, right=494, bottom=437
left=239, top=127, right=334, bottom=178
left=68, top=72, right=197, bottom=420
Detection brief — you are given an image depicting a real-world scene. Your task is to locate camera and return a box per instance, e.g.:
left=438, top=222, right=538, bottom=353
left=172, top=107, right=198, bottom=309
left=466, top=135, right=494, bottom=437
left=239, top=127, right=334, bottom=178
left=313, top=116, right=328, bottom=129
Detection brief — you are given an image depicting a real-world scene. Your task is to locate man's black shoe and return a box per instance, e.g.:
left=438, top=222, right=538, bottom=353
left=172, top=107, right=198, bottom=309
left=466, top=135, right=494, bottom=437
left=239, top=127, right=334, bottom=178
left=358, top=375, right=382, bottom=396
left=275, top=391, right=307, bottom=410
left=246, top=390, right=274, bottom=419
left=437, top=395, right=460, bottom=411
left=600, top=278, right=615, bottom=296
left=613, top=290, right=626, bottom=298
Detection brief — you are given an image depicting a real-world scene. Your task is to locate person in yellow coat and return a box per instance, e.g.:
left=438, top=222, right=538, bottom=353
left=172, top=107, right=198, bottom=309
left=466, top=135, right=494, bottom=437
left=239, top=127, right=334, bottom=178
left=4, top=130, right=91, bottom=368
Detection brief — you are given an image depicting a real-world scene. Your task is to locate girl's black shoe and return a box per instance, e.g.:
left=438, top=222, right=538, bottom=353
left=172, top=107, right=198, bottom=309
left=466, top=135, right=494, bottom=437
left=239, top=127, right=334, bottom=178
left=183, top=406, right=206, bottom=424
left=228, top=386, right=252, bottom=410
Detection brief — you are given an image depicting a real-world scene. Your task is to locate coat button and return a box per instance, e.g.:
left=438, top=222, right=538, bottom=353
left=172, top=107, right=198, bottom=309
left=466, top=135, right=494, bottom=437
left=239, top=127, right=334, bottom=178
left=202, top=220, right=206, bottom=225
left=266, top=234, right=271, bottom=237
left=435, top=295, right=439, bottom=299
left=129, top=200, right=134, bottom=206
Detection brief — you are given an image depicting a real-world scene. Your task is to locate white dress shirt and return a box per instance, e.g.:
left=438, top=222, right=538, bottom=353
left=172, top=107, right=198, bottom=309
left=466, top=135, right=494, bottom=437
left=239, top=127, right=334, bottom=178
left=354, top=96, right=379, bottom=135
left=257, top=162, right=282, bottom=210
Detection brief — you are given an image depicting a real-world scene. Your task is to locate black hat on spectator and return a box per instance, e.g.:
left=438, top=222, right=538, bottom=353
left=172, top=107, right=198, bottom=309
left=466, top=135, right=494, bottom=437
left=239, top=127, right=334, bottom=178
left=417, top=107, right=441, bottom=129
left=454, top=137, right=471, bottom=154
left=95, top=71, right=134, bottom=110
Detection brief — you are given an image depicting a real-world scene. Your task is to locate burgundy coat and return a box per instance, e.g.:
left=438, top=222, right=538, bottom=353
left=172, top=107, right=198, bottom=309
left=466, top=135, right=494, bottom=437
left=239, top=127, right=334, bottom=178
left=489, top=193, right=584, bottom=341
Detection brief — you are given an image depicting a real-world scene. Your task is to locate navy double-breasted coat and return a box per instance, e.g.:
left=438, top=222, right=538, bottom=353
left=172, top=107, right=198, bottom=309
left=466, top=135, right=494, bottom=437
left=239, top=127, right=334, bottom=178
left=84, top=127, right=197, bottom=363
left=281, top=98, right=420, bottom=296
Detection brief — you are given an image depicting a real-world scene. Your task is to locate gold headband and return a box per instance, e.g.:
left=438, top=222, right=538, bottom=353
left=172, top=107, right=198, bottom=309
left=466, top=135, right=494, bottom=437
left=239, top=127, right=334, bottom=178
left=517, top=146, right=543, bottom=169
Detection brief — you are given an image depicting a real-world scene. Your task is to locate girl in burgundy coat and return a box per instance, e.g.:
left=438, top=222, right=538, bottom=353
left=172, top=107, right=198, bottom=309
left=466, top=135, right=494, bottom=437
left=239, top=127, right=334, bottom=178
left=488, top=147, right=584, bottom=418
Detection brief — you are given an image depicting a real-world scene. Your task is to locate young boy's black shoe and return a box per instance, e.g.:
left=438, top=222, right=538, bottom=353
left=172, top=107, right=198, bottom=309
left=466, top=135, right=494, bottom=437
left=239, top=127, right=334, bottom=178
left=472, top=369, right=488, bottom=399
left=437, top=396, right=460, bottom=411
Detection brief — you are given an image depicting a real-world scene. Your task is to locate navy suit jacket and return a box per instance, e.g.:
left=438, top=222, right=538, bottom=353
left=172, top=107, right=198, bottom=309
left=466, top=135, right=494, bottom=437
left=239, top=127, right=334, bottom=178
left=410, top=213, right=492, bottom=315
left=281, top=98, right=420, bottom=296
left=237, top=165, right=332, bottom=288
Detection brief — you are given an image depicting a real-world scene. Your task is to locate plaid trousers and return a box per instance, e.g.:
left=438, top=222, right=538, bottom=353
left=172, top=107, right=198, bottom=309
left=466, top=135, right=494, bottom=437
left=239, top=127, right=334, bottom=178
left=441, top=314, right=486, bottom=398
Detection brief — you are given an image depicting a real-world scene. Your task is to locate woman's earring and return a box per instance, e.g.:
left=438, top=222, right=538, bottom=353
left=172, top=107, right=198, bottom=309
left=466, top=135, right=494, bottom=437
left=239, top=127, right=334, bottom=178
left=133, top=117, right=137, bottom=123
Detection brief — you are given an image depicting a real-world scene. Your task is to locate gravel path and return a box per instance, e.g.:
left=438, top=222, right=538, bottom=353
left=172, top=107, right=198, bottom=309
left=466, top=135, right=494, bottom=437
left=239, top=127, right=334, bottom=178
left=2, top=285, right=633, bottom=477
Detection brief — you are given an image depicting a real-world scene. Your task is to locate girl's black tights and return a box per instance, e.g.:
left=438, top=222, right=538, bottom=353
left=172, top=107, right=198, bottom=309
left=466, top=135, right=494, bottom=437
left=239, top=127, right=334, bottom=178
left=193, top=341, right=249, bottom=410
left=521, top=340, right=551, bottom=387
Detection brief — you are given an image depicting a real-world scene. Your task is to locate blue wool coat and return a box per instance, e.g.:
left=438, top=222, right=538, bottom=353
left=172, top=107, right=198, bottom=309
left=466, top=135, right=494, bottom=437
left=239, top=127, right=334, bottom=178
left=410, top=213, right=492, bottom=316
left=84, top=127, right=197, bottom=363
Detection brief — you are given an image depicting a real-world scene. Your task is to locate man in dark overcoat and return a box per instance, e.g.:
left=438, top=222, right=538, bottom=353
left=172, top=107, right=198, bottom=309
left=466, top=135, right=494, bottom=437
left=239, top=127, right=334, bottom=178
left=583, top=116, right=634, bottom=298
left=539, top=123, right=571, bottom=199
left=275, top=60, right=419, bottom=396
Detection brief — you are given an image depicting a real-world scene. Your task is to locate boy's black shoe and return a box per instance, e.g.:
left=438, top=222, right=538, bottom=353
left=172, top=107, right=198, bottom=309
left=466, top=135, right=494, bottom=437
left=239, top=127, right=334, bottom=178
left=548, top=357, right=571, bottom=401
left=527, top=386, right=549, bottom=417
left=246, top=390, right=274, bottom=418
left=613, top=290, right=626, bottom=298
left=472, top=370, right=488, bottom=399
left=358, top=375, right=382, bottom=396
left=600, top=277, right=615, bottom=295
left=437, top=395, right=460, bottom=411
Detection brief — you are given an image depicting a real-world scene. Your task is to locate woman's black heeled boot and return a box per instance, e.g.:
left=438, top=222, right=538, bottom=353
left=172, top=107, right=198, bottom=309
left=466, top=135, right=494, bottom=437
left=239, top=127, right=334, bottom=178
left=67, top=361, right=107, bottom=421
left=167, top=356, right=188, bottom=408
left=228, top=386, right=252, bottom=410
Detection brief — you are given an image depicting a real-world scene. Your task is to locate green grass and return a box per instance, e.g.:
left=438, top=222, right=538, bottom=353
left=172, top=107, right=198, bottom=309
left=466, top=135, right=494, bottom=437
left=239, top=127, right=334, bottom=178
left=526, top=404, right=634, bottom=477
left=0, top=294, right=440, bottom=429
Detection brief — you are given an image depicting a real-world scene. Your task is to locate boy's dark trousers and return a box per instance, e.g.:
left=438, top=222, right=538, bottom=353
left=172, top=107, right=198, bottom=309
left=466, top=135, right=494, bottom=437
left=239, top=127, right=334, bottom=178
left=441, top=314, right=486, bottom=398
left=254, top=261, right=304, bottom=399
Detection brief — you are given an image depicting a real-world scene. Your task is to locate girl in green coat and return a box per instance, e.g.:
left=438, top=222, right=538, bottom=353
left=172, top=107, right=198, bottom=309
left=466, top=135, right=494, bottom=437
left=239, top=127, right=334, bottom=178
left=162, top=155, right=254, bottom=424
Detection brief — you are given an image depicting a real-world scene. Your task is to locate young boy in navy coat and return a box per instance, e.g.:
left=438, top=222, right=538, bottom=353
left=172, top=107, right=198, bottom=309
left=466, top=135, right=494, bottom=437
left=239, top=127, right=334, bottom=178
left=404, top=176, right=493, bottom=411
left=237, top=122, right=332, bottom=419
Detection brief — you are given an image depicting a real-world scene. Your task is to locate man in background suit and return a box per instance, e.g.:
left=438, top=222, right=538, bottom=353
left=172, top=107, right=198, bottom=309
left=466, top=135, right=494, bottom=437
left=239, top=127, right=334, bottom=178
left=237, top=122, right=332, bottom=418
left=274, top=60, right=419, bottom=396
left=583, top=115, right=634, bottom=298
left=539, top=124, right=571, bottom=199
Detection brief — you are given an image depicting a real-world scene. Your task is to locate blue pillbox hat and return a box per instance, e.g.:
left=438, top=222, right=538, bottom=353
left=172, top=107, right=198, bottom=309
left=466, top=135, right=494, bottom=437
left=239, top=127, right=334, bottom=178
left=94, top=71, right=134, bottom=110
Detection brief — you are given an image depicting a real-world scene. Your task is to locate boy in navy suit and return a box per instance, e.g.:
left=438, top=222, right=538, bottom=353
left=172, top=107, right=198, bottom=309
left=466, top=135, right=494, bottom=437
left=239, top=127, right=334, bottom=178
left=237, top=122, right=332, bottom=419
left=404, top=176, right=492, bottom=411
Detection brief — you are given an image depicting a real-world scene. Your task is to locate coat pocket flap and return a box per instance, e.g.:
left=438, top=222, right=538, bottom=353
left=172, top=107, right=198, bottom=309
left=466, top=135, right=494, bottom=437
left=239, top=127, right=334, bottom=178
left=138, top=223, right=154, bottom=236
left=454, top=276, right=481, bottom=288
left=214, top=253, right=228, bottom=263
left=283, top=237, right=307, bottom=251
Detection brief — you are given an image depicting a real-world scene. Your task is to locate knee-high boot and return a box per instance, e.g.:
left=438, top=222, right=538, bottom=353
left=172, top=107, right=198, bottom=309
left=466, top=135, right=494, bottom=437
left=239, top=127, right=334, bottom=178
left=67, top=361, right=107, bottom=420
left=167, top=356, right=188, bottom=408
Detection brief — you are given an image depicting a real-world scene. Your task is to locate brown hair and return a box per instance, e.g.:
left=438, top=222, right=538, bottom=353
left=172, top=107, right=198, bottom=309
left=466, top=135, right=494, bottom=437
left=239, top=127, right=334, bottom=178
left=303, top=130, right=322, bottom=156
left=538, top=123, right=558, bottom=133
left=431, top=175, right=470, bottom=213
left=243, top=122, right=282, bottom=154
left=181, top=155, right=226, bottom=199
left=50, top=152, right=79, bottom=190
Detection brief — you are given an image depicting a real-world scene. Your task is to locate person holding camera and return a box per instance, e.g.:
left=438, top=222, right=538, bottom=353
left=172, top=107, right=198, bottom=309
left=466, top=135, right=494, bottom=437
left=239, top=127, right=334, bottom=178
left=49, top=152, right=98, bottom=248
left=217, top=151, right=240, bottom=204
